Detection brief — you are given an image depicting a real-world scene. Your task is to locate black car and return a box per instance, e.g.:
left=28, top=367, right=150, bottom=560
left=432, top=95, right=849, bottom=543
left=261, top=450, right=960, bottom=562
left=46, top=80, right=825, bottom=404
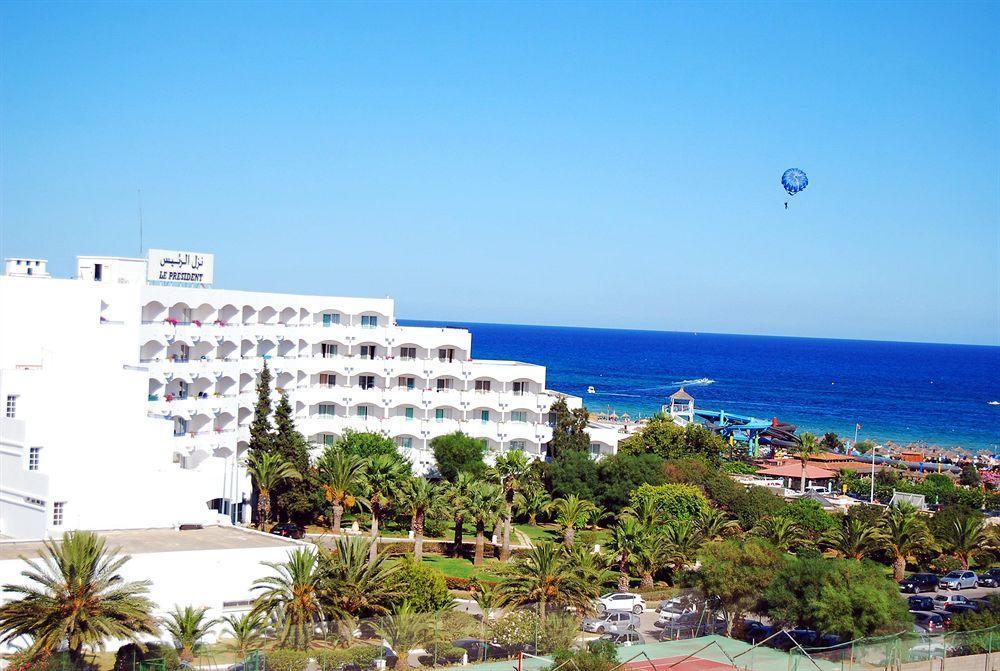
left=946, top=603, right=979, bottom=616
left=269, top=522, right=305, bottom=539
left=771, top=629, right=818, bottom=651
left=900, top=573, right=940, bottom=593
left=741, top=620, right=774, bottom=644
left=908, top=595, right=936, bottom=612
left=932, top=610, right=953, bottom=628
left=978, top=569, right=1000, bottom=588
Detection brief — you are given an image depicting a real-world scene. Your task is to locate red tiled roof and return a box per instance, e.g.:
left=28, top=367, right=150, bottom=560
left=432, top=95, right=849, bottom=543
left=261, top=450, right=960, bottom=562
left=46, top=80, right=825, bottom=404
left=757, top=463, right=838, bottom=479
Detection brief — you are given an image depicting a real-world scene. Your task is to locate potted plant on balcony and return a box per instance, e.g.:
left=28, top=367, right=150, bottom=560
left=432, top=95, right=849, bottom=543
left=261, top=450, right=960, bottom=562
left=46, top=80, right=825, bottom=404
left=165, top=394, right=175, bottom=402
left=165, top=317, right=178, bottom=326
left=192, top=319, right=202, bottom=327
left=214, top=319, right=227, bottom=326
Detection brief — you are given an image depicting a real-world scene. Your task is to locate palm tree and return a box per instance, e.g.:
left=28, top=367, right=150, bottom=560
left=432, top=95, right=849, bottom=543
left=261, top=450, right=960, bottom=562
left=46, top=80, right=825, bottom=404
left=0, top=531, right=158, bottom=663
left=694, top=507, right=741, bottom=541
left=515, top=487, right=551, bottom=527
left=794, top=433, right=820, bottom=493
left=549, top=495, right=598, bottom=546
left=881, top=503, right=934, bottom=580
left=751, top=515, right=809, bottom=553
left=402, top=477, right=443, bottom=561
left=465, top=482, right=503, bottom=565
left=940, top=515, right=986, bottom=570
left=317, top=447, right=367, bottom=533
left=321, top=536, right=402, bottom=616
left=470, top=582, right=500, bottom=620
left=496, top=542, right=600, bottom=626
left=493, top=450, right=530, bottom=561
left=620, top=496, right=664, bottom=529
left=245, top=450, right=302, bottom=528
left=822, top=517, right=884, bottom=560
left=377, top=602, right=432, bottom=671
left=445, top=472, right=477, bottom=557
left=251, top=547, right=326, bottom=650
left=163, top=605, right=218, bottom=661
left=660, top=521, right=705, bottom=580
left=606, top=517, right=649, bottom=591
left=221, top=612, right=267, bottom=657
left=360, top=453, right=411, bottom=561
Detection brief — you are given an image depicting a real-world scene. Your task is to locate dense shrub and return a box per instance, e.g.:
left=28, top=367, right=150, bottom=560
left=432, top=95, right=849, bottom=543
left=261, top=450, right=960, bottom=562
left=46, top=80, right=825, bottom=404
left=489, top=610, right=537, bottom=647
left=595, top=453, right=666, bottom=512
left=263, top=650, right=310, bottom=671
left=539, top=613, right=580, bottom=654
left=550, top=640, right=618, bottom=671
left=630, top=483, right=708, bottom=520
left=390, top=557, right=452, bottom=611
left=341, top=645, right=386, bottom=671
left=113, top=644, right=180, bottom=671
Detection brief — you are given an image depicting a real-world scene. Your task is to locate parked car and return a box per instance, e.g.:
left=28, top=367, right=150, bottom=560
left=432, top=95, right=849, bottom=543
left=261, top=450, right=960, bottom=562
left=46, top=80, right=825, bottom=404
left=977, top=568, right=1000, bottom=588
left=269, top=522, right=305, bottom=539
left=932, top=610, right=953, bottom=628
left=945, top=603, right=979, bottom=616
left=582, top=611, right=640, bottom=634
left=598, top=631, right=646, bottom=647
left=939, top=571, right=978, bottom=590
left=596, top=592, right=646, bottom=614
left=447, top=639, right=528, bottom=662
left=655, top=602, right=699, bottom=626
left=771, top=629, right=818, bottom=651
left=741, top=621, right=774, bottom=644
left=934, top=594, right=970, bottom=607
left=911, top=611, right=945, bottom=632
left=908, top=595, right=936, bottom=612
left=899, top=573, right=940, bottom=593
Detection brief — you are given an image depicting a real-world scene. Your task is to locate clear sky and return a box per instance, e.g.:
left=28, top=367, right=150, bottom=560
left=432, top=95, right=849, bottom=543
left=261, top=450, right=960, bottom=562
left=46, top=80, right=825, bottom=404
left=1, top=2, right=997, bottom=345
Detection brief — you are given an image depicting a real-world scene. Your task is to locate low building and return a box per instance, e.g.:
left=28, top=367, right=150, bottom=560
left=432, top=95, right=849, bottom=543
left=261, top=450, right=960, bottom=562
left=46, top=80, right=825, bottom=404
left=755, top=463, right=838, bottom=492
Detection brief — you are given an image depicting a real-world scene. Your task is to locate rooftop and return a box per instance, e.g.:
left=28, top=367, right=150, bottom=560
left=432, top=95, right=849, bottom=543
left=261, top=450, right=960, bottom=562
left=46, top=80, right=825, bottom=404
left=757, top=463, right=838, bottom=479
left=0, top=526, right=300, bottom=561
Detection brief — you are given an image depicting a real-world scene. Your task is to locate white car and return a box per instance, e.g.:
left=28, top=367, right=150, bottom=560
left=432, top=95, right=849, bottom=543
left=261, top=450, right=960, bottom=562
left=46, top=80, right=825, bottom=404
left=596, top=592, right=646, bottom=614
left=939, top=571, right=978, bottom=590
left=933, top=594, right=969, bottom=607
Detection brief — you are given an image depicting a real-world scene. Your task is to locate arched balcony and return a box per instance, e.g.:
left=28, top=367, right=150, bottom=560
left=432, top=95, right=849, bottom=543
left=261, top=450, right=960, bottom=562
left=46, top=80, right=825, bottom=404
left=275, top=371, right=294, bottom=391
left=217, top=340, right=238, bottom=361
left=258, top=306, right=278, bottom=325
left=188, top=413, right=212, bottom=435
left=278, top=307, right=297, bottom=326
left=471, top=377, right=500, bottom=394
left=217, top=304, right=239, bottom=326
left=316, top=310, right=343, bottom=327
left=140, top=340, right=165, bottom=363
left=168, top=302, right=193, bottom=325
left=238, top=406, right=253, bottom=428
left=165, top=378, right=190, bottom=401
left=356, top=311, right=386, bottom=329
left=310, top=431, right=341, bottom=448
left=311, top=401, right=341, bottom=419
left=148, top=378, right=165, bottom=401
left=507, top=407, right=538, bottom=424
left=215, top=376, right=237, bottom=397
left=241, top=305, right=257, bottom=325
left=390, top=405, right=420, bottom=422
left=166, top=340, right=193, bottom=362
left=353, top=371, right=385, bottom=391
left=434, top=344, right=468, bottom=363
left=256, top=339, right=276, bottom=359
left=214, top=412, right=236, bottom=433
left=142, top=301, right=166, bottom=323
left=240, top=339, right=255, bottom=359
left=470, top=406, right=494, bottom=424
left=430, top=404, right=461, bottom=423
left=189, top=377, right=213, bottom=399
left=432, top=375, right=461, bottom=393
left=356, top=341, right=384, bottom=360
left=314, top=371, right=340, bottom=388
left=394, top=343, right=426, bottom=360
left=239, top=373, right=255, bottom=395
left=190, top=341, right=214, bottom=361
left=298, top=307, right=311, bottom=325
left=191, top=303, right=215, bottom=326
left=511, top=379, right=536, bottom=397
left=315, top=340, right=344, bottom=359
left=277, top=339, right=297, bottom=358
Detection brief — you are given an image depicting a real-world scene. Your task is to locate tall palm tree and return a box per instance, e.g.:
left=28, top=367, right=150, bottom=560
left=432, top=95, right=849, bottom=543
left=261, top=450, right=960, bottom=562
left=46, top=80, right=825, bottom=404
left=606, top=517, right=650, bottom=591
left=694, top=507, right=741, bottom=541
left=881, top=503, right=934, bottom=580
left=163, top=605, right=218, bottom=662
left=465, top=482, right=503, bottom=565
left=751, top=515, right=809, bottom=553
left=360, top=453, right=411, bottom=561
left=515, top=487, right=551, bottom=527
left=822, top=517, right=884, bottom=560
left=251, top=547, right=326, bottom=650
left=940, top=515, right=986, bottom=570
left=0, top=531, right=158, bottom=663
left=317, top=447, right=367, bottom=533
left=496, top=542, right=599, bottom=626
left=321, top=536, right=402, bottom=616
left=445, top=472, right=477, bottom=557
left=377, top=602, right=432, bottom=671
left=549, top=495, right=598, bottom=546
left=221, top=612, right=267, bottom=658
left=493, top=450, right=530, bottom=561
left=620, top=496, right=665, bottom=529
left=402, top=477, right=443, bottom=561
left=245, top=450, right=302, bottom=528
left=794, top=433, right=820, bottom=493
left=660, top=521, right=705, bottom=580
left=470, top=582, right=500, bottom=620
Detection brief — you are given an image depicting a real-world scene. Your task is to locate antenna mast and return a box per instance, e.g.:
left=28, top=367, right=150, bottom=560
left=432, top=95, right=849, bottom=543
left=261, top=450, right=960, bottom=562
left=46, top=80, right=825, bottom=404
left=137, top=188, right=144, bottom=256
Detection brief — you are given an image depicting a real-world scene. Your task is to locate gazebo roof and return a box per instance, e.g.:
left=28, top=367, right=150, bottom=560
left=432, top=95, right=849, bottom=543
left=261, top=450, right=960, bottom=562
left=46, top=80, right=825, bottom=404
left=670, top=387, right=694, bottom=402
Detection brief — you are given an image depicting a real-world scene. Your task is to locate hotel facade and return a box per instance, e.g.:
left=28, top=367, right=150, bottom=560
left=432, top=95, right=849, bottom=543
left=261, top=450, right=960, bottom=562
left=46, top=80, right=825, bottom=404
left=0, top=251, right=621, bottom=539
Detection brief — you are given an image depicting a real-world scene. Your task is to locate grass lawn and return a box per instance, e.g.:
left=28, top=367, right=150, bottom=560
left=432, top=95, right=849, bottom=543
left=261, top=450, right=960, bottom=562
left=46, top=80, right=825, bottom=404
left=515, top=522, right=562, bottom=544
left=419, top=555, right=505, bottom=582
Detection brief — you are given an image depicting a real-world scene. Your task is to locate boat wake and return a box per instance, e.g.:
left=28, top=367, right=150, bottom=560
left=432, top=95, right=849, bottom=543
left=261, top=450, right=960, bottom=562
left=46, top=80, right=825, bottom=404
left=673, top=377, right=715, bottom=386
left=989, top=401, right=1000, bottom=406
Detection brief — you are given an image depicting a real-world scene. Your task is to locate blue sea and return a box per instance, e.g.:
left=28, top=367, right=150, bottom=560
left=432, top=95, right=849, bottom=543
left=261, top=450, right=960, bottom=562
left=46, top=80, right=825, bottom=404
left=401, top=321, right=1000, bottom=453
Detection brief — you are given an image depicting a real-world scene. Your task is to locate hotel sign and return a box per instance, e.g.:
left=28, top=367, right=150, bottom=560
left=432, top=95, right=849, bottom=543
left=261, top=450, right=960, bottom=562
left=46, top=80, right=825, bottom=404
left=147, top=249, right=214, bottom=285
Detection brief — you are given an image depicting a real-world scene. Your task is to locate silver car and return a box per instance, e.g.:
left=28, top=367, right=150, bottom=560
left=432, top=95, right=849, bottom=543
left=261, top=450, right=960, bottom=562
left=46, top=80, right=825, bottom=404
left=939, top=571, right=978, bottom=590
left=581, top=611, right=640, bottom=634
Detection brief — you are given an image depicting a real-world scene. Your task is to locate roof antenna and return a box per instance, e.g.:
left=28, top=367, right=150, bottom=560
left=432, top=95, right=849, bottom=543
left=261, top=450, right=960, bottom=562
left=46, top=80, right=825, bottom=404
left=137, top=188, right=144, bottom=257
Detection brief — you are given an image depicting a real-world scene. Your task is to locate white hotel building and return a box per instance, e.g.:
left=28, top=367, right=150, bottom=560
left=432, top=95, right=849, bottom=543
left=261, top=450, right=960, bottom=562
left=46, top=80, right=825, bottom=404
left=0, top=251, right=621, bottom=540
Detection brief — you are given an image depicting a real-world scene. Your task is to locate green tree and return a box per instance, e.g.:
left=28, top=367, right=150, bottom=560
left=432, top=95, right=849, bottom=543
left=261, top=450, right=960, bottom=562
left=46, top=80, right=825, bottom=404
left=821, top=432, right=844, bottom=451
left=445, top=472, right=477, bottom=556
left=252, top=548, right=325, bottom=650
left=784, top=498, right=838, bottom=540
left=430, top=432, right=486, bottom=481
left=244, top=450, right=302, bottom=528
left=606, top=517, right=650, bottom=590
left=322, top=536, right=401, bottom=616
left=549, top=495, right=598, bottom=546
left=497, top=542, right=600, bottom=625
left=163, top=606, right=218, bottom=661
left=618, top=414, right=722, bottom=463
left=547, top=397, right=591, bottom=456
left=731, top=486, right=787, bottom=530
left=694, top=538, right=783, bottom=636
left=389, top=557, right=453, bottom=612
left=959, top=463, right=982, bottom=488
left=628, top=483, right=708, bottom=521
left=466, top=482, right=503, bottom=565
left=939, top=514, right=986, bottom=569
left=660, top=521, right=705, bottom=582
left=0, top=531, right=158, bottom=663
left=595, top=453, right=666, bottom=512
left=377, top=602, right=433, bottom=671
left=336, top=430, right=399, bottom=459
left=221, top=612, right=267, bottom=657
left=853, top=439, right=876, bottom=454
left=402, top=477, right=443, bottom=561
left=248, top=362, right=275, bottom=525
left=515, top=485, right=551, bottom=526
left=549, top=449, right=600, bottom=501
left=316, top=447, right=367, bottom=533
left=763, top=556, right=910, bottom=638
left=494, top=450, right=530, bottom=561
left=361, top=452, right=411, bottom=561
left=794, top=432, right=820, bottom=493
left=751, top=515, right=809, bottom=553
left=822, top=516, right=884, bottom=560
left=693, top=507, right=741, bottom=541
left=271, top=391, right=314, bottom=523
left=880, top=502, right=934, bottom=580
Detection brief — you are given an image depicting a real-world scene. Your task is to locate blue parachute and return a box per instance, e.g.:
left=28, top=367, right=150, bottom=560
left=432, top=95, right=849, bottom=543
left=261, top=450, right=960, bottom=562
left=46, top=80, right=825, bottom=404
left=781, top=168, right=808, bottom=196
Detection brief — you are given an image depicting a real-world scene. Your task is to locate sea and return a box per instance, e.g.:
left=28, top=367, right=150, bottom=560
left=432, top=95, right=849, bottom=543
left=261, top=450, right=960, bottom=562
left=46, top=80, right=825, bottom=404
left=401, top=321, right=1000, bottom=454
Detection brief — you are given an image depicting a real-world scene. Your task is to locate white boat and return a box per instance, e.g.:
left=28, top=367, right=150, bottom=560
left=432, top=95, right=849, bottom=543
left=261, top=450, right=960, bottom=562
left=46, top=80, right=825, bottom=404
left=587, top=386, right=596, bottom=394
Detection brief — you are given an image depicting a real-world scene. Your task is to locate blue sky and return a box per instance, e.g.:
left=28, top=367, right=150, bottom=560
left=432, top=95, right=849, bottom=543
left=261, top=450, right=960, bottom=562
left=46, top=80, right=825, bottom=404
left=1, top=2, right=997, bottom=345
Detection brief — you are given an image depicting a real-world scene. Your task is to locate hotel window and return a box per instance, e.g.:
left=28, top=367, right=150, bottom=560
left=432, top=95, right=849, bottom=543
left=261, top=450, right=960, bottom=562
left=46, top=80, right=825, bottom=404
left=474, top=379, right=491, bottom=393
left=435, top=408, right=446, bottom=422
left=321, top=343, right=337, bottom=358
left=357, top=405, right=370, bottom=418
left=510, top=440, right=526, bottom=452
left=176, top=380, right=188, bottom=399
left=322, top=313, right=340, bottom=327
left=5, top=394, right=16, bottom=418
left=397, top=436, right=413, bottom=449
left=318, top=403, right=336, bottom=416
left=513, top=381, right=527, bottom=396
left=399, top=347, right=417, bottom=360
left=52, top=502, right=65, bottom=527
left=480, top=410, right=490, bottom=423
left=404, top=407, right=414, bottom=420
left=436, top=378, right=452, bottom=392
left=319, top=373, right=336, bottom=387
left=438, top=348, right=455, bottom=362
left=94, top=263, right=103, bottom=281
left=174, top=417, right=188, bottom=436
left=361, top=315, right=378, bottom=329
left=589, top=443, right=602, bottom=457
left=324, top=434, right=337, bottom=446
left=175, top=344, right=190, bottom=362
left=359, top=375, right=376, bottom=390
left=24, top=497, right=44, bottom=507
left=511, top=411, right=528, bottom=423
left=360, top=345, right=376, bottom=360
left=28, top=447, right=41, bottom=471
left=398, top=376, right=415, bottom=390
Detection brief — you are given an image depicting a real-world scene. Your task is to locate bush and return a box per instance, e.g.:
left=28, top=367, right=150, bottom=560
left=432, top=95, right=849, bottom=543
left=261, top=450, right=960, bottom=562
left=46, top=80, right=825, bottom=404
left=490, top=610, right=537, bottom=647
left=113, top=644, right=180, bottom=671
left=630, top=483, right=708, bottom=520
left=391, top=557, right=453, bottom=612
left=314, top=650, right=349, bottom=671
left=263, top=650, right=310, bottom=671
left=539, top=613, right=579, bottom=654
left=342, top=645, right=386, bottom=671
left=550, top=641, right=618, bottom=671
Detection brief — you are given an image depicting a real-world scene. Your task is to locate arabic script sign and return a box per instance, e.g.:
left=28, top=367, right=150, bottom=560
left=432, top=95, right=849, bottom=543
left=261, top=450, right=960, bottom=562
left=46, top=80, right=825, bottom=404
left=147, top=249, right=214, bottom=284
